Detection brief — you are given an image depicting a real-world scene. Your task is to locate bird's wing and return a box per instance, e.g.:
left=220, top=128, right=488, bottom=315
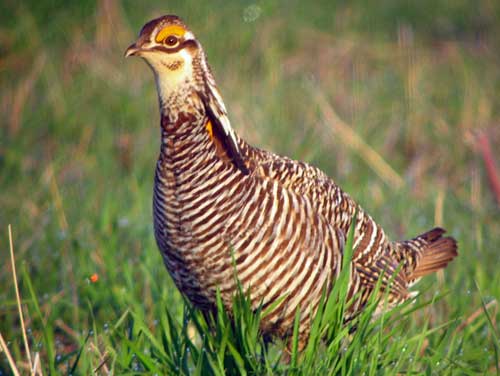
left=250, top=153, right=369, bottom=247
left=250, top=154, right=410, bottom=301
left=226, top=169, right=347, bottom=333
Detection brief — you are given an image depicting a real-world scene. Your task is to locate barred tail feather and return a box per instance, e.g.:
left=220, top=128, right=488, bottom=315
left=409, top=228, right=458, bottom=280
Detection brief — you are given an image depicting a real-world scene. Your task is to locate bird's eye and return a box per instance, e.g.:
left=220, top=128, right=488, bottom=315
left=164, top=35, right=179, bottom=47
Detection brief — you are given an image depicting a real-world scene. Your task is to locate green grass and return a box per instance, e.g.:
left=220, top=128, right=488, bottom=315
left=1, top=0, right=500, bottom=374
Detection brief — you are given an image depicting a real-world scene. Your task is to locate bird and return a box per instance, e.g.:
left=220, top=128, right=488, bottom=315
left=125, top=15, right=458, bottom=351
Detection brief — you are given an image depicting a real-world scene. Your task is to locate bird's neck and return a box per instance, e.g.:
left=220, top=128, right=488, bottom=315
left=154, top=73, right=199, bottom=116
left=156, top=75, right=251, bottom=176
left=159, top=110, right=209, bottom=159
left=149, top=48, right=197, bottom=113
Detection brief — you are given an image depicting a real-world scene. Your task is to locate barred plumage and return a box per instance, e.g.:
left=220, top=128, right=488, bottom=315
left=126, top=15, right=458, bottom=349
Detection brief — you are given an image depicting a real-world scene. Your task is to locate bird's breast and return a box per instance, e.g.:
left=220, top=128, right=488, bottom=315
left=153, top=148, right=249, bottom=305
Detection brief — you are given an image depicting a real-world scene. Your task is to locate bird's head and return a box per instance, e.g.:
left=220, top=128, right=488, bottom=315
left=125, top=15, right=205, bottom=104
left=126, top=15, right=249, bottom=174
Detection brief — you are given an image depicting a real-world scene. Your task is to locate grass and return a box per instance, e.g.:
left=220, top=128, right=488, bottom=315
left=1, top=0, right=500, bottom=374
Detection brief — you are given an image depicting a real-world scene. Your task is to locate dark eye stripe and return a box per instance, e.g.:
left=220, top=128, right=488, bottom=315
left=152, top=39, right=198, bottom=54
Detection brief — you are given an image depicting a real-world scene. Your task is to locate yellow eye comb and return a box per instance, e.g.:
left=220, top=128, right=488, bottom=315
left=155, top=25, right=186, bottom=42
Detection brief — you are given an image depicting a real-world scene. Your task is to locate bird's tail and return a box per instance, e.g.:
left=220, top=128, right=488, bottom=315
left=395, top=227, right=458, bottom=281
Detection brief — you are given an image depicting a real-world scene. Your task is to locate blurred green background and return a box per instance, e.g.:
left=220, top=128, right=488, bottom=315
left=1, top=0, right=499, bottom=373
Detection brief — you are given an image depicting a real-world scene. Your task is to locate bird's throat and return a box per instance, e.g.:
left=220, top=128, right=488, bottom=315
left=148, top=50, right=195, bottom=112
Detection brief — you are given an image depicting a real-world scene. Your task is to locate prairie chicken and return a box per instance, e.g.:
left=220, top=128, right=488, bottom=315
left=125, top=15, right=457, bottom=350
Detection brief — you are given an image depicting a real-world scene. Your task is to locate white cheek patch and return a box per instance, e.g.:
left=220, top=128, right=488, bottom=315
left=150, top=49, right=193, bottom=103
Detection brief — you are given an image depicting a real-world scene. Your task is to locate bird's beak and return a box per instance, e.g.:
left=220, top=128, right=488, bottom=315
left=125, top=42, right=142, bottom=58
